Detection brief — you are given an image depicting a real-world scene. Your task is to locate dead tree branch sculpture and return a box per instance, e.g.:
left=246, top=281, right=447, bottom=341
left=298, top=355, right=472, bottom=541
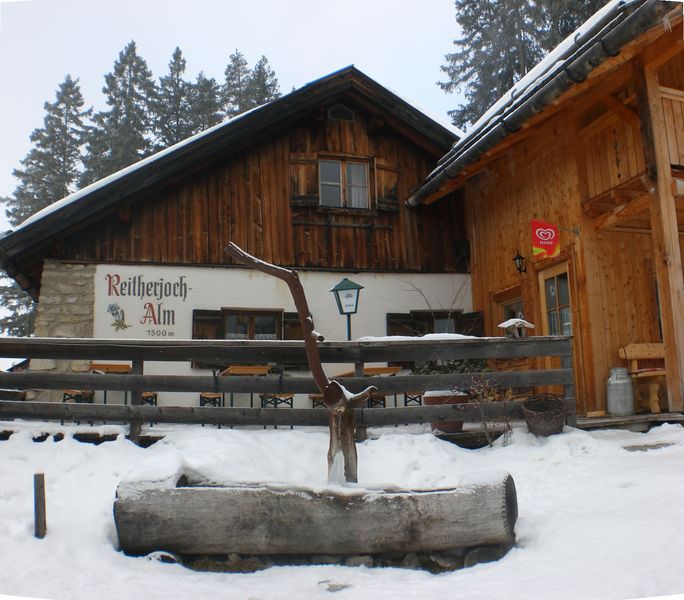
left=225, top=242, right=375, bottom=483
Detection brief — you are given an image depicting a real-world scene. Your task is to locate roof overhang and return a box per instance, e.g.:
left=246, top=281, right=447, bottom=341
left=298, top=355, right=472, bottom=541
left=0, top=66, right=459, bottom=299
left=407, top=0, right=677, bottom=207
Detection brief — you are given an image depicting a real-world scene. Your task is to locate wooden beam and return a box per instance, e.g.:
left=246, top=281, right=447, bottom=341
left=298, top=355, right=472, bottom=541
left=642, top=18, right=684, bottom=69
left=593, top=194, right=651, bottom=231
left=635, top=56, right=684, bottom=411
left=0, top=335, right=573, bottom=363
left=0, top=368, right=574, bottom=395
left=0, top=398, right=567, bottom=427
left=603, top=94, right=641, bottom=127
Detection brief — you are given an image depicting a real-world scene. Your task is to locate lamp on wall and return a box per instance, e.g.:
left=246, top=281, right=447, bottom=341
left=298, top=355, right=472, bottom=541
left=330, top=278, right=363, bottom=341
left=513, top=253, right=527, bottom=274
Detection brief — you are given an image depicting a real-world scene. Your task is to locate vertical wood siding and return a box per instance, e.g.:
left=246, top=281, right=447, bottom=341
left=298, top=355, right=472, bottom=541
left=61, top=106, right=464, bottom=272
left=464, top=108, right=661, bottom=414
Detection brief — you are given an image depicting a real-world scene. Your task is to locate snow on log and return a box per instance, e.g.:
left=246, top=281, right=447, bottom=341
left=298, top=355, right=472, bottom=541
left=114, top=474, right=518, bottom=556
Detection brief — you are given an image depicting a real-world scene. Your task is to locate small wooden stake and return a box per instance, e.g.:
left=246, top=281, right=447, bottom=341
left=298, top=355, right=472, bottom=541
left=34, top=472, right=46, bottom=539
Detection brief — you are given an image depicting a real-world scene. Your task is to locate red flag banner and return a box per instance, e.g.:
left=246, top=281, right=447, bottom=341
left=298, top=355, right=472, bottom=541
left=532, top=219, right=560, bottom=260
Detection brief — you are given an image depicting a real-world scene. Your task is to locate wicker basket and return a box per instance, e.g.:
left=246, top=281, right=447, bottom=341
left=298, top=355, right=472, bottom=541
left=521, top=394, right=567, bottom=437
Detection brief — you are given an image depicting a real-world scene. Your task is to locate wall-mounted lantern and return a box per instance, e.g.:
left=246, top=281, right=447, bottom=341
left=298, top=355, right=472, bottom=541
left=513, top=253, right=527, bottom=274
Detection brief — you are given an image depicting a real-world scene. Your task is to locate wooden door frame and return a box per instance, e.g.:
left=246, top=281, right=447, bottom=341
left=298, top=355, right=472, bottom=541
left=537, top=261, right=571, bottom=337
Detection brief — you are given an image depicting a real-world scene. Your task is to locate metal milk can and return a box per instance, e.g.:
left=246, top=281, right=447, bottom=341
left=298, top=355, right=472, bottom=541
left=606, top=367, right=634, bottom=416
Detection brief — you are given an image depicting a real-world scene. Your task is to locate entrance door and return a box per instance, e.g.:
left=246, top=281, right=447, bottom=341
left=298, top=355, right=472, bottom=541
left=539, top=262, right=572, bottom=337
left=539, top=262, right=573, bottom=396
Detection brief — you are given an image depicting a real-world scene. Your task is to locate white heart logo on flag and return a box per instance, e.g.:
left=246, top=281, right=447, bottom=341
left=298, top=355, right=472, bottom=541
left=536, top=228, right=556, bottom=241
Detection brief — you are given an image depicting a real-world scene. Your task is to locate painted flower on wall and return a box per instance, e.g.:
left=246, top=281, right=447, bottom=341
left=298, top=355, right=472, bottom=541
left=107, top=303, right=130, bottom=331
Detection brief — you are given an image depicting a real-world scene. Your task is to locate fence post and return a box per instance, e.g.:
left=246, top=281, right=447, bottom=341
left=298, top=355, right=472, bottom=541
left=127, top=359, right=143, bottom=443
left=354, top=361, right=367, bottom=442
left=34, top=473, right=46, bottom=539
left=563, top=342, right=577, bottom=427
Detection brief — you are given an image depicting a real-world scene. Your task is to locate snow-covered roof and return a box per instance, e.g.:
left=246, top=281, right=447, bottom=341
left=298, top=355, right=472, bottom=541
left=408, top=0, right=674, bottom=205
left=9, top=66, right=457, bottom=235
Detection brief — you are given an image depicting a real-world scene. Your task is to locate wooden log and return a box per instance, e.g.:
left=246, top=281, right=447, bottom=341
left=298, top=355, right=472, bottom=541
left=34, top=473, right=46, bottom=539
left=127, top=360, right=144, bottom=443
left=0, top=336, right=572, bottom=364
left=114, top=474, right=517, bottom=556
left=0, top=369, right=574, bottom=394
left=0, top=398, right=576, bottom=427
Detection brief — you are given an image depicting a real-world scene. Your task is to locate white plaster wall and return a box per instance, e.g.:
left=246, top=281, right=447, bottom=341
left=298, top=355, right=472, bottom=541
left=93, top=264, right=472, bottom=407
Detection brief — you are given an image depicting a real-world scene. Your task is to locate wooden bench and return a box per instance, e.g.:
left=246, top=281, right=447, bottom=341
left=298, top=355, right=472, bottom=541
left=618, top=343, right=666, bottom=413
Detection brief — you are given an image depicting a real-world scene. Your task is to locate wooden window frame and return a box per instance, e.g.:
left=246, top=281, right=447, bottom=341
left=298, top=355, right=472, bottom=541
left=223, top=308, right=283, bottom=341
left=538, top=261, right=572, bottom=337
left=318, top=158, right=370, bottom=210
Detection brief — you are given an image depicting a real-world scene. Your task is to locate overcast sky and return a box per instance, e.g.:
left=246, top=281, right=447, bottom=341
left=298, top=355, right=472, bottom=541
left=0, top=0, right=463, bottom=223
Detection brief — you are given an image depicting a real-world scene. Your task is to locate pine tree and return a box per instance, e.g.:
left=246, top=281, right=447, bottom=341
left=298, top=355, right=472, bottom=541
left=1, top=75, right=88, bottom=336
left=0, top=280, right=35, bottom=336
left=439, top=0, right=541, bottom=129
left=153, top=47, right=193, bottom=148
left=81, top=41, right=157, bottom=186
left=188, top=71, right=224, bottom=134
left=223, top=50, right=252, bottom=117
left=439, top=0, right=609, bottom=129
left=5, top=74, right=90, bottom=226
left=532, top=0, right=608, bottom=50
left=245, top=55, right=281, bottom=108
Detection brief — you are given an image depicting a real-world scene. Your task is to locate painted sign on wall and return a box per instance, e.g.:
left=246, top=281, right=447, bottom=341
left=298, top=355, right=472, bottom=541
left=95, top=266, right=194, bottom=338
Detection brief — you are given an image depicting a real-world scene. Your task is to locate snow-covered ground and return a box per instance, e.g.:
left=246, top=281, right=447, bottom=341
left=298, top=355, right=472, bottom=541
left=1, top=420, right=684, bottom=600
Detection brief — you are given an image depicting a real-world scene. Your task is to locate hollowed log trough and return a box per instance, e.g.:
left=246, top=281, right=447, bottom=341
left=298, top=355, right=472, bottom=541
left=114, top=474, right=518, bottom=557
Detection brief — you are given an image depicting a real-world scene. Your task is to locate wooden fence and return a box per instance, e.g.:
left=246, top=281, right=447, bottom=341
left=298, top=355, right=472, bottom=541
left=0, top=336, right=574, bottom=433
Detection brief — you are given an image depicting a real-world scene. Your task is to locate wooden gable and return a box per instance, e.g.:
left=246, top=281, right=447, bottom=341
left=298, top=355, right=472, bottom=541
left=0, top=68, right=464, bottom=298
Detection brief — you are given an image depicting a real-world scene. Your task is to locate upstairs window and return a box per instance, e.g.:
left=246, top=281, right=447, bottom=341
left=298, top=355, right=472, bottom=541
left=319, top=159, right=369, bottom=209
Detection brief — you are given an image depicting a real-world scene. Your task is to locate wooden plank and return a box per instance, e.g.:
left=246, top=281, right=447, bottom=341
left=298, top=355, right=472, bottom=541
left=0, top=369, right=574, bottom=395
left=672, top=97, right=684, bottom=166
left=635, top=57, right=684, bottom=411
left=572, top=120, right=597, bottom=415
left=0, top=401, right=329, bottom=426
left=661, top=98, right=680, bottom=165
left=0, top=336, right=572, bottom=363
left=0, top=398, right=572, bottom=427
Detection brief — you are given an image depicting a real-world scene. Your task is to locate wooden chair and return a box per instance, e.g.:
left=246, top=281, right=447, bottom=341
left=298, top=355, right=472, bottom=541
left=618, top=343, right=666, bottom=413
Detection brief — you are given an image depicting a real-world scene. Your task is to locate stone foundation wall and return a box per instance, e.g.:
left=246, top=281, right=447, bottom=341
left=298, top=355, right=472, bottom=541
left=29, top=260, right=95, bottom=402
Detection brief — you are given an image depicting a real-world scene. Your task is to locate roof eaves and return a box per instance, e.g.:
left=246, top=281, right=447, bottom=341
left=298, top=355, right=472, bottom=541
left=0, top=66, right=458, bottom=261
left=407, top=0, right=673, bottom=206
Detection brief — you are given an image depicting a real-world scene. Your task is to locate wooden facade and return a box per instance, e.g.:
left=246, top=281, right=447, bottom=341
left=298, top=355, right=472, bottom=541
left=58, top=120, right=463, bottom=274
left=0, top=68, right=465, bottom=301
left=415, top=6, right=684, bottom=415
